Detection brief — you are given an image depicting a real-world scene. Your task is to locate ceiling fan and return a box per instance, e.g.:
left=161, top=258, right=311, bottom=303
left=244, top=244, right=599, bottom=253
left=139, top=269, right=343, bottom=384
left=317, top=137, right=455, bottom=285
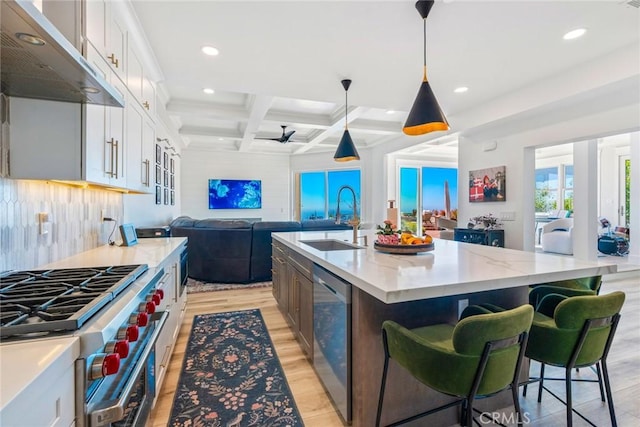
left=255, top=125, right=296, bottom=143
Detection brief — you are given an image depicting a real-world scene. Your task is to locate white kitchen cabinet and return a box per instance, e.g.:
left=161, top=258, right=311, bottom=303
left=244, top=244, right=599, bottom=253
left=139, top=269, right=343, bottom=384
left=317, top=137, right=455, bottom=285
left=127, top=42, right=157, bottom=119
left=85, top=0, right=127, bottom=83
left=0, top=337, right=78, bottom=427
left=84, top=45, right=127, bottom=188
left=125, top=98, right=154, bottom=192
left=153, top=244, right=187, bottom=403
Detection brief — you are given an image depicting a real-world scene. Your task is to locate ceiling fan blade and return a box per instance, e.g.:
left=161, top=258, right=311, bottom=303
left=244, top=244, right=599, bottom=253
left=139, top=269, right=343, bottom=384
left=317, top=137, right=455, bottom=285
left=283, top=130, right=296, bottom=140
left=255, top=137, right=281, bottom=141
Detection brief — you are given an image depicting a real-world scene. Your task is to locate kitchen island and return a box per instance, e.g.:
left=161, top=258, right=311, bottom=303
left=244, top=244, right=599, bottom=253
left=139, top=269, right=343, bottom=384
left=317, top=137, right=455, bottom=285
left=272, top=230, right=618, bottom=426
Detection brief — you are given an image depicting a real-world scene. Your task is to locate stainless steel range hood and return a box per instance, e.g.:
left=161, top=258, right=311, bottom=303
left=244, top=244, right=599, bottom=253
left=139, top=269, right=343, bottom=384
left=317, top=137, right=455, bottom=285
left=1, top=0, right=124, bottom=107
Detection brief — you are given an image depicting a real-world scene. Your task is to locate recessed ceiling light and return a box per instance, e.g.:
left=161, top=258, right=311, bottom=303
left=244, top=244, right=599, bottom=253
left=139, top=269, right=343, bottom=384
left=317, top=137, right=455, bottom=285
left=218, top=138, right=224, bottom=141
left=203, top=88, right=215, bottom=95
left=563, top=28, right=586, bottom=40
left=16, top=32, right=45, bottom=46
left=454, top=87, right=468, bottom=93
left=386, top=110, right=395, bottom=114
left=201, top=46, right=219, bottom=56
left=81, top=86, right=100, bottom=94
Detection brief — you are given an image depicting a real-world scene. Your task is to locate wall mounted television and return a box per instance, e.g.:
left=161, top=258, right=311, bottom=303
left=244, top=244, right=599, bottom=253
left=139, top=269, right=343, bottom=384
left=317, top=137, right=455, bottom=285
left=208, top=179, right=262, bottom=209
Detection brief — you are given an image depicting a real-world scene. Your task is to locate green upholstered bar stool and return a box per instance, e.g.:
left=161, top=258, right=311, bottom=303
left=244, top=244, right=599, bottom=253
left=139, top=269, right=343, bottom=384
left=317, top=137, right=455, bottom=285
left=375, top=304, right=534, bottom=427
left=523, top=291, right=625, bottom=427
left=529, top=276, right=602, bottom=308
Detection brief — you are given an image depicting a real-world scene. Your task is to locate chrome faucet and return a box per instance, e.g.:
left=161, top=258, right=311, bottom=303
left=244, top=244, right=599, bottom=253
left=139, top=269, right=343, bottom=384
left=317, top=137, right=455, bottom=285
left=335, top=185, right=360, bottom=244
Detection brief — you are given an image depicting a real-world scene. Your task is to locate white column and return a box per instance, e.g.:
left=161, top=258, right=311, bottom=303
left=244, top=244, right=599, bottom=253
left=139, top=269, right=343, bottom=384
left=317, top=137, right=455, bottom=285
left=629, top=132, right=639, bottom=259
left=573, top=140, right=598, bottom=260
left=522, top=147, right=536, bottom=252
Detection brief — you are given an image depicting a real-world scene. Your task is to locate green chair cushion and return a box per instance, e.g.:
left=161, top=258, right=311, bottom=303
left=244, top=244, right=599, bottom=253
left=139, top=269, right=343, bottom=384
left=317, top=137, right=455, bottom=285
left=382, top=304, right=533, bottom=397
left=526, top=291, right=625, bottom=367
left=532, top=276, right=602, bottom=293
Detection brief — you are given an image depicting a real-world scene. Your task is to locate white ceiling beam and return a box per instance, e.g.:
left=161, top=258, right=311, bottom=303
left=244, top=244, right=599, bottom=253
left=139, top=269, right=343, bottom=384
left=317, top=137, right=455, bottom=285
left=294, top=106, right=369, bottom=154
left=167, top=100, right=249, bottom=121
left=262, top=111, right=333, bottom=129
left=179, top=126, right=241, bottom=139
left=348, top=119, right=403, bottom=135
left=239, top=95, right=274, bottom=152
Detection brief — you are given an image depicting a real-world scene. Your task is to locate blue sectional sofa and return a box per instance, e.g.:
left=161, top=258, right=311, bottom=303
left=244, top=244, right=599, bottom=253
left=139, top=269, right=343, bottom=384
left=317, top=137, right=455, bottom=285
left=169, top=216, right=350, bottom=284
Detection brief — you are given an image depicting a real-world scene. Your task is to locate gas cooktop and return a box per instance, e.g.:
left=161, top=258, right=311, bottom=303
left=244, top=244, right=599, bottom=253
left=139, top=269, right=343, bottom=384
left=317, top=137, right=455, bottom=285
left=0, top=264, right=148, bottom=339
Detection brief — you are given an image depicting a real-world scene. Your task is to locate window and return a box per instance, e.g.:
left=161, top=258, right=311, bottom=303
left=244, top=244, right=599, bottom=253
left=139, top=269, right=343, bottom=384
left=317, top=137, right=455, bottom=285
left=399, top=167, right=418, bottom=233
left=299, top=169, right=360, bottom=221
left=624, top=158, right=630, bottom=226
left=563, top=165, right=573, bottom=211
left=535, top=167, right=558, bottom=213
left=300, top=172, right=326, bottom=220
left=398, top=166, right=458, bottom=234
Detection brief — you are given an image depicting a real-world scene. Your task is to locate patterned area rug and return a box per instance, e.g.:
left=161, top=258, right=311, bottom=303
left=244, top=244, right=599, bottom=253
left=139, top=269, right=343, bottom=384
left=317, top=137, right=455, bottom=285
left=168, top=309, right=304, bottom=426
left=187, top=278, right=272, bottom=293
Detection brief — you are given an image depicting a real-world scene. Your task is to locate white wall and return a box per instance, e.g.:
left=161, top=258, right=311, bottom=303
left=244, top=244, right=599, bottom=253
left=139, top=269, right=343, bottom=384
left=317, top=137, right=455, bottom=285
left=181, top=149, right=291, bottom=220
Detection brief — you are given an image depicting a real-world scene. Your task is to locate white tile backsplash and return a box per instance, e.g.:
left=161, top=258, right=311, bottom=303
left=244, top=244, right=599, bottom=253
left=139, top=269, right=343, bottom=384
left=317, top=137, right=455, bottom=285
left=0, top=178, right=122, bottom=271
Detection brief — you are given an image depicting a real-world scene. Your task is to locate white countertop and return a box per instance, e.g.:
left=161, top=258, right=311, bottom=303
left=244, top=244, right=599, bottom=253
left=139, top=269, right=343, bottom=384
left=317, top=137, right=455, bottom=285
left=40, top=237, right=187, bottom=269
left=0, top=237, right=187, bottom=414
left=273, top=230, right=618, bottom=304
left=0, top=336, right=79, bottom=412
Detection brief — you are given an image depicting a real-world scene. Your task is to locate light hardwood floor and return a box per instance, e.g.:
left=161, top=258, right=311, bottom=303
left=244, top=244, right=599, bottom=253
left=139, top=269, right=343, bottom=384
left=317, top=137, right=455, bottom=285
left=148, top=273, right=639, bottom=427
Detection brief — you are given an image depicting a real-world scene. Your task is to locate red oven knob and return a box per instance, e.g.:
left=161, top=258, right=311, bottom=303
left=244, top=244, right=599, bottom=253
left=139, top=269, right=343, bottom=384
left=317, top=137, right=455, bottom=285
left=104, top=340, right=129, bottom=359
left=147, top=293, right=161, bottom=306
left=89, top=353, right=120, bottom=380
left=138, top=301, right=156, bottom=314
left=136, top=312, right=149, bottom=326
left=155, top=289, right=164, bottom=300
left=129, top=312, right=149, bottom=327
left=126, top=325, right=139, bottom=342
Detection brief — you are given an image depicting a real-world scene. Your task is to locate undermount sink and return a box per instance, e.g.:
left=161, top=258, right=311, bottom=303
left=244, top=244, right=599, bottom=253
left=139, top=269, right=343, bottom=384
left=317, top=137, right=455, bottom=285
left=299, top=239, right=364, bottom=251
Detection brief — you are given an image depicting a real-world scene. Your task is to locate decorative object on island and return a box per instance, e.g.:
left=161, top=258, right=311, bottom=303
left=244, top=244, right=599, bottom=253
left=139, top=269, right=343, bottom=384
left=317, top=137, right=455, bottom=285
left=386, top=200, right=398, bottom=224
left=375, top=221, right=434, bottom=254
left=469, top=165, right=506, bottom=202
left=376, top=220, right=401, bottom=245
left=334, top=79, right=360, bottom=162
left=403, top=0, right=449, bottom=136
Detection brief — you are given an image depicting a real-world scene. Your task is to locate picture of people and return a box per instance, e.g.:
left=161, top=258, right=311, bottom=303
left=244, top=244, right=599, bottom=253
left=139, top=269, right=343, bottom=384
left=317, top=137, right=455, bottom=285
left=469, top=166, right=506, bottom=202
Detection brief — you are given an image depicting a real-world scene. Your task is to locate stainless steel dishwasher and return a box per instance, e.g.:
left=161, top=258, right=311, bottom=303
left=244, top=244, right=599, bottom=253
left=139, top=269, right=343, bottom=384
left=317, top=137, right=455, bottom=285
left=313, top=264, right=351, bottom=424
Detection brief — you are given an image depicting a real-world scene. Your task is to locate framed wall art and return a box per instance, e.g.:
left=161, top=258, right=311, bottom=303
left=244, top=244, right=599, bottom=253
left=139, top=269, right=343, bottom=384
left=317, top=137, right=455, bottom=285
left=155, top=186, right=161, bottom=204
left=155, top=144, right=161, bottom=164
left=170, top=158, right=175, bottom=174
left=155, top=165, right=161, bottom=184
left=164, top=188, right=169, bottom=205
left=469, top=166, right=506, bottom=203
left=164, top=170, right=169, bottom=187
left=170, top=174, right=175, bottom=190
left=163, top=152, right=169, bottom=169
left=170, top=190, right=175, bottom=205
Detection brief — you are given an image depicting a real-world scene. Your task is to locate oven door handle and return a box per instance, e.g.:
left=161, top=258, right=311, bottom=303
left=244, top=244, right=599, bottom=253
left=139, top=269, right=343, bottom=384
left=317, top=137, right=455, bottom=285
left=90, top=310, right=169, bottom=425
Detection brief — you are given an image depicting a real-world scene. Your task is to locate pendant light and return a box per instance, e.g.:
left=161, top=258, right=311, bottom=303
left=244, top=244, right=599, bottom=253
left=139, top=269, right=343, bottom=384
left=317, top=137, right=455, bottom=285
left=403, top=0, right=449, bottom=136
left=334, top=79, right=360, bottom=162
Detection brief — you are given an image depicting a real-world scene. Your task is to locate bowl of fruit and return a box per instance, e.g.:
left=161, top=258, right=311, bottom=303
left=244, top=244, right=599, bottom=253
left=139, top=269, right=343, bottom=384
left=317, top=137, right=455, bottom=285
left=374, top=222, right=434, bottom=255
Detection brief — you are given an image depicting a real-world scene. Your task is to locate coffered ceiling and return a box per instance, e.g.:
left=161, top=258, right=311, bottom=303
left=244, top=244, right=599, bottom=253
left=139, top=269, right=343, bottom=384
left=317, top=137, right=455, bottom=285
left=131, top=0, right=640, bottom=159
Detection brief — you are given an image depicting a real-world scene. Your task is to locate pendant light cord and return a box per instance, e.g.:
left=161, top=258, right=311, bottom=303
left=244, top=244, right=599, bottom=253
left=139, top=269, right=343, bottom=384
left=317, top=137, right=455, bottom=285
left=345, top=88, right=349, bottom=130
left=423, top=18, right=427, bottom=81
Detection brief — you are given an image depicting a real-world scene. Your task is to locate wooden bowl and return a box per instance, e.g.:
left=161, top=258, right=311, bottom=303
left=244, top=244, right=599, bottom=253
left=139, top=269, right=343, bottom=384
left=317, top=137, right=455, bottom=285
left=373, top=241, right=434, bottom=255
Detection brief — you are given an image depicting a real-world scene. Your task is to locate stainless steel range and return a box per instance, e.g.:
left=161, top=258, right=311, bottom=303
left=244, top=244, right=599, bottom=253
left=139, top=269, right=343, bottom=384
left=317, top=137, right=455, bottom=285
left=0, top=264, right=168, bottom=426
